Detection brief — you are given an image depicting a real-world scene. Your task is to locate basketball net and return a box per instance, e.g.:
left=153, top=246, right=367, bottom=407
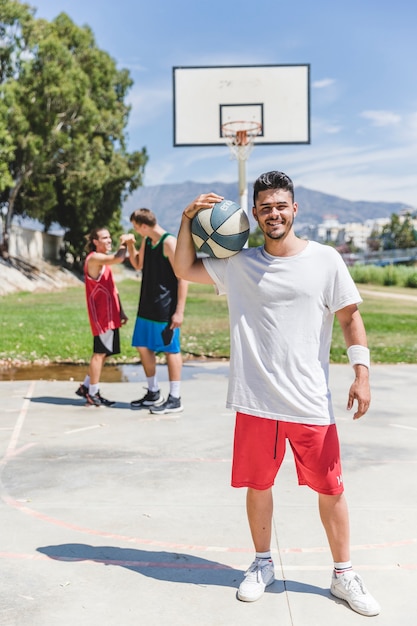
left=221, top=120, right=262, bottom=161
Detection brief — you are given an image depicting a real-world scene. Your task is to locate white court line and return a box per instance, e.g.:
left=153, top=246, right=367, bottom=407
left=389, top=424, right=417, bottom=432
left=65, top=424, right=107, bottom=435
left=4, top=381, right=35, bottom=454
left=0, top=381, right=36, bottom=468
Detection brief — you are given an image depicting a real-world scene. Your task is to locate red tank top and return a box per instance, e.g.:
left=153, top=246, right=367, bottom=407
left=84, top=252, right=121, bottom=336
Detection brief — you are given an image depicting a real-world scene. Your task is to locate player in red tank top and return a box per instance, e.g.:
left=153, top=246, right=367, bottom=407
left=75, top=228, right=128, bottom=407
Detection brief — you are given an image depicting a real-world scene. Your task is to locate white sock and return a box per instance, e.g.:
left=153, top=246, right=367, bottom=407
left=89, top=383, right=99, bottom=396
left=334, top=561, right=353, bottom=576
left=83, top=375, right=90, bottom=387
left=256, top=551, right=272, bottom=560
left=169, top=381, right=181, bottom=398
left=147, top=376, right=159, bottom=392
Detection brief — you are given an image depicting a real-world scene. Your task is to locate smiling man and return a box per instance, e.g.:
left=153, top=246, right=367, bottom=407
left=75, top=228, right=128, bottom=407
left=174, top=170, right=380, bottom=617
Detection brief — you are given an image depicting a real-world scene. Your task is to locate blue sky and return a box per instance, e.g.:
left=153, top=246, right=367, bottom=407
left=31, top=0, right=417, bottom=206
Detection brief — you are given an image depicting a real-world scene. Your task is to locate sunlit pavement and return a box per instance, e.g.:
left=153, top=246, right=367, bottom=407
left=0, top=361, right=416, bottom=625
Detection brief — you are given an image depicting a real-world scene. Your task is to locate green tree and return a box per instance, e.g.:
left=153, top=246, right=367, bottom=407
left=380, top=213, right=417, bottom=250
left=0, top=1, right=147, bottom=261
left=248, top=225, right=264, bottom=247
left=0, top=0, right=34, bottom=250
left=366, top=227, right=382, bottom=252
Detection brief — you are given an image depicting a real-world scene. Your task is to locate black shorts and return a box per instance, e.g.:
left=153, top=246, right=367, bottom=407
left=93, top=328, right=120, bottom=356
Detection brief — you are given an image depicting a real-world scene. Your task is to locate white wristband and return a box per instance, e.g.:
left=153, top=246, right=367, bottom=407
left=347, top=345, right=370, bottom=369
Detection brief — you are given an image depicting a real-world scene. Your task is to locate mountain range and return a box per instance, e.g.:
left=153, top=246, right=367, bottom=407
left=122, top=181, right=414, bottom=235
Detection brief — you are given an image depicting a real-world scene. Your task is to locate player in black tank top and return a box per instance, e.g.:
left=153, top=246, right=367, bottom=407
left=124, top=209, right=188, bottom=414
left=138, top=234, right=178, bottom=323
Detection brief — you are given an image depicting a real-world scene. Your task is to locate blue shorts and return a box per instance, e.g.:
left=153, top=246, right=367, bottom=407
left=131, top=317, right=181, bottom=354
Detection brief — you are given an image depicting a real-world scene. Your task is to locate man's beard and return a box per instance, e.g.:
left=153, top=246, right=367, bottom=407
left=263, top=215, right=294, bottom=240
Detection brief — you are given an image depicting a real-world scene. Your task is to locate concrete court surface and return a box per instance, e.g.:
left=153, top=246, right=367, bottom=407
left=0, top=361, right=416, bottom=625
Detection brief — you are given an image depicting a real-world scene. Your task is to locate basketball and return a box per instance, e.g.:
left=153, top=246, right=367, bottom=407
left=191, top=199, right=250, bottom=258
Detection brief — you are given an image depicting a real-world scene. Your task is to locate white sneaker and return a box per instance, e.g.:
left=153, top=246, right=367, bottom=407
left=330, top=570, right=381, bottom=616
left=237, top=558, right=275, bottom=602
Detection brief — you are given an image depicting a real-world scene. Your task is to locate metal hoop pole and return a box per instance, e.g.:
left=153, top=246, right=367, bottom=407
left=221, top=121, right=261, bottom=224
left=238, top=157, right=248, bottom=216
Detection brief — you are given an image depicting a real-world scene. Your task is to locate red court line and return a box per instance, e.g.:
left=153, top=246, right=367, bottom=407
left=1, top=381, right=416, bottom=559
left=2, top=492, right=416, bottom=555
left=0, top=551, right=416, bottom=571
left=0, top=551, right=233, bottom=569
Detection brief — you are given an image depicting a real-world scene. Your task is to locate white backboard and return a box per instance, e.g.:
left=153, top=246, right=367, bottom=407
left=173, top=64, right=310, bottom=147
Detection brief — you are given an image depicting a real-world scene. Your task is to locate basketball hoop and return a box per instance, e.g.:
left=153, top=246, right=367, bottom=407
left=221, top=120, right=262, bottom=161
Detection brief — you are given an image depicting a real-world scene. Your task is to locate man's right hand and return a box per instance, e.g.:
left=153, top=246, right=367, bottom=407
left=183, top=193, right=224, bottom=220
left=120, top=233, right=135, bottom=244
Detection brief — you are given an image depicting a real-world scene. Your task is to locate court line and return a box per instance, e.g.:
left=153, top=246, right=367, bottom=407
left=0, top=551, right=415, bottom=571
left=0, top=381, right=35, bottom=468
left=1, top=380, right=415, bottom=560
left=5, top=381, right=35, bottom=453
left=2, top=492, right=415, bottom=555
left=389, top=423, right=417, bottom=432
left=65, top=424, right=107, bottom=435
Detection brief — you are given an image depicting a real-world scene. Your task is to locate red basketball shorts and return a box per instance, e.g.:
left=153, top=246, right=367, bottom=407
left=232, top=412, right=344, bottom=495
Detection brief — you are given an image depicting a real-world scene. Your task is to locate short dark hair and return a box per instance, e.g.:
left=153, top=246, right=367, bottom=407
left=253, top=171, right=294, bottom=205
left=130, top=208, right=157, bottom=227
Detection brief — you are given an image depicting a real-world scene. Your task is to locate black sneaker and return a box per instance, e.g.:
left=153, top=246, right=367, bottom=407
left=130, top=389, right=164, bottom=409
left=85, top=392, right=101, bottom=407
left=96, top=391, right=116, bottom=407
left=85, top=391, right=115, bottom=407
left=75, top=384, right=88, bottom=398
left=149, top=394, right=183, bottom=414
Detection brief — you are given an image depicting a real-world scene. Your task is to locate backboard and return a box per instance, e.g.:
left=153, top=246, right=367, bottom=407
left=173, top=64, right=310, bottom=147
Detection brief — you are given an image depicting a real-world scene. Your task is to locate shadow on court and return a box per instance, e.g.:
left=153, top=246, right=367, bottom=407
left=37, top=543, right=330, bottom=600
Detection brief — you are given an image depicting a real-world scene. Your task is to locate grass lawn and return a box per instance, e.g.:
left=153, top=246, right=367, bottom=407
left=331, top=288, right=417, bottom=363
left=1, top=279, right=416, bottom=364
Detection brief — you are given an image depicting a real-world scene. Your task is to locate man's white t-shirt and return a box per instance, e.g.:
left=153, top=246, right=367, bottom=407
left=202, top=241, right=362, bottom=426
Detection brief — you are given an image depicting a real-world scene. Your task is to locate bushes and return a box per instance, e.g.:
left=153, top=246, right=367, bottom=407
left=404, top=271, right=417, bottom=288
left=349, top=264, right=417, bottom=288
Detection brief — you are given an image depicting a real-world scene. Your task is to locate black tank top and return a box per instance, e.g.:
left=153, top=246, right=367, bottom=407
left=137, top=233, right=178, bottom=322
